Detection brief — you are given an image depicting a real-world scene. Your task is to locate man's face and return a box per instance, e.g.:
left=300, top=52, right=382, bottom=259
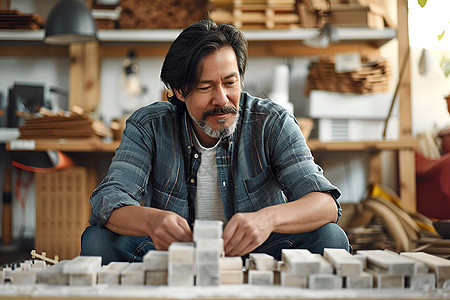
left=175, top=46, right=241, bottom=147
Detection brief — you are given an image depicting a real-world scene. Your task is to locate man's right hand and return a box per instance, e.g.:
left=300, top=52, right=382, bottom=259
left=105, top=206, right=192, bottom=250
left=148, top=210, right=193, bottom=250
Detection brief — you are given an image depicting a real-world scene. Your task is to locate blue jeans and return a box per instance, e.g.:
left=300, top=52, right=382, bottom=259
left=80, top=223, right=350, bottom=265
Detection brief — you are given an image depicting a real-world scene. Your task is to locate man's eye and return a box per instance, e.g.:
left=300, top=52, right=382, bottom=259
left=199, top=86, right=211, bottom=90
left=226, top=81, right=236, bottom=86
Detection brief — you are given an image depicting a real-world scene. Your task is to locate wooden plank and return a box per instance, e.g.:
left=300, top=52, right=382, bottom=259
left=398, top=149, right=416, bottom=213
left=281, top=249, right=321, bottom=275
left=357, top=250, right=415, bottom=276
left=323, top=248, right=362, bottom=277
left=69, top=41, right=100, bottom=112
left=401, top=252, right=450, bottom=288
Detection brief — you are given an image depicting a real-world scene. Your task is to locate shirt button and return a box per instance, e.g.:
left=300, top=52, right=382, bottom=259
left=190, top=178, right=195, bottom=184
left=194, top=153, right=199, bottom=159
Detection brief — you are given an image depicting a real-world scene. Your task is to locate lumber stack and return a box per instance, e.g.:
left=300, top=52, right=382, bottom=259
left=17, top=108, right=112, bottom=140
left=210, top=0, right=301, bottom=29
left=119, top=0, right=208, bottom=29
left=304, top=56, right=392, bottom=94
left=0, top=9, right=45, bottom=29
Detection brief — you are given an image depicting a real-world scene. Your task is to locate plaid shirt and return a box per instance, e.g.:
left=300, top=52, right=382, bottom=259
left=89, top=92, right=341, bottom=227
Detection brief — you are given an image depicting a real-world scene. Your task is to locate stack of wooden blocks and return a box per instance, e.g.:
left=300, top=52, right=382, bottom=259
left=118, top=0, right=208, bottom=29
left=210, top=0, right=301, bottom=29
left=3, top=229, right=450, bottom=291
left=304, top=56, right=392, bottom=94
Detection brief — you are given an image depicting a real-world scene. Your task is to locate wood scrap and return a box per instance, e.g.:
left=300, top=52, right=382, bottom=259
left=0, top=9, right=45, bottom=29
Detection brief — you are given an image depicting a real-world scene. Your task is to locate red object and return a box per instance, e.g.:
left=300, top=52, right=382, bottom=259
left=415, top=151, right=450, bottom=219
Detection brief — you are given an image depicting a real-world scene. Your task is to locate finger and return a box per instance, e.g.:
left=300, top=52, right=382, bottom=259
left=223, top=219, right=239, bottom=248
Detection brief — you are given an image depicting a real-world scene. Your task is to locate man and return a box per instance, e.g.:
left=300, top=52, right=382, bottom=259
left=81, top=18, right=350, bottom=265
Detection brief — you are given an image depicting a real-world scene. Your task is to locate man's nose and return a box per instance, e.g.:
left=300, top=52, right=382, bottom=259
left=212, top=85, right=229, bottom=106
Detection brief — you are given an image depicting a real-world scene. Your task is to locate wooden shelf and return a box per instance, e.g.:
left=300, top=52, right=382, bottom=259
left=6, top=138, right=120, bottom=152
left=307, top=139, right=418, bottom=152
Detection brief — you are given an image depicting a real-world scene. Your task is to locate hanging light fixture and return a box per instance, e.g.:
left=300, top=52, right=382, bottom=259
left=303, top=0, right=339, bottom=48
left=44, top=0, right=97, bottom=45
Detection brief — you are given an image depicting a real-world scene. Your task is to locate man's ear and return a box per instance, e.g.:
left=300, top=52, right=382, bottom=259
left=173, top=89, right=185, bottom=102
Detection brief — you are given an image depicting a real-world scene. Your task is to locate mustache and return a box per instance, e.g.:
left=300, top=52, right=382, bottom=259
left=202, top=106, right=238, bottom=120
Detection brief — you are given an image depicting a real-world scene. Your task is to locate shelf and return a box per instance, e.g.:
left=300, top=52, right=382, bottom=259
left=0, top=27, right=396, bottom=45
left=307, top=139, right=418, bottom=152
left=6, top=138, right=120, bottom=152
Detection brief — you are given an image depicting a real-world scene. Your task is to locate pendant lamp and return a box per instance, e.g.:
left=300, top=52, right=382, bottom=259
left=44, top=0, right=97, bottom=45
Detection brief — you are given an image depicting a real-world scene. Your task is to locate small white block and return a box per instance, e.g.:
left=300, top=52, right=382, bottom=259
left=63, top=256, right=102, bottom=275
left=220, top=270, right=243, bottom=284
left=358, top=250, right=415, bottom=276
left=121, top=262, right=144, bottom=285
left=11, top=270, right=37, bottom=285
left=193, top=220, right=223, bottom=240
left=32, top=260, right=47, bottom=269
left=69, top=273, right=97, bottom=286
left=311, top=253, right=334, bottom=274
left=324, top=248, right=362, bottom=277
left=168, top=273, right=194, bottom=286
left=145, top=270, right=168, bottom=285
left=345, top=272, right=373, bottom=289
left=98, top=262, right=129, bottom=285
left=168, top=263, right=194, bottom=274
left=281, top=249, right=320, bottom=275
left=143, top=250, right=168, bottom=271
left=248, top=270, right=274, bottom=285
left=168, top=242, right=194, bottom=264
left=406, top=273, right=436, bottom=290
left=280, top=271, right=307, bottom=287
left=195, top=238, right=224, bottom=252
left=219, top=257, right=243, bottom=271
left=3, top=267, right=12, bottom=281
left=249, top=253, right=276, bottom=271
left=37, top=260, right=70, bottom=285
left=308, top=273, right=343, bottom=289
left=366, top=269, right=404, bottom=289
left=401, top=251, right=450, bottom=288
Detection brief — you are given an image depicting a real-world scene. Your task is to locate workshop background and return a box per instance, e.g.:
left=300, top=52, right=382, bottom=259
left=0, top=0, right=449, bottom=263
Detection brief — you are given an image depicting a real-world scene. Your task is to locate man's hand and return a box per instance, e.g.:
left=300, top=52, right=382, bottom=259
left=105, top=206, right=192, bottom=250
left=222, top=211, right=273, bottom=257
left=148, top=210, right=193, bottom=250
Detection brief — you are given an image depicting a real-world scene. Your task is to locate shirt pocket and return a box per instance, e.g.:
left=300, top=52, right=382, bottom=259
left=243, top=166, right=283, bottom=211
left=151, top=178, right=189, bottom=219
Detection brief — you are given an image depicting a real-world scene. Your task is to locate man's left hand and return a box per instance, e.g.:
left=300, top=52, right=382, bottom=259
left=222, top=211, right=272, bottom=257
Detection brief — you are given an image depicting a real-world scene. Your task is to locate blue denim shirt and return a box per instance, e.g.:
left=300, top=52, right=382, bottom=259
left=89, top=92, right=341, bottom=227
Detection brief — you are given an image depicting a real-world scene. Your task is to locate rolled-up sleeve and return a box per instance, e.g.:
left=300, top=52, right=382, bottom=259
left=268, top=111, right=342, bottom=221
left=89, top=117, right=154, bottom=227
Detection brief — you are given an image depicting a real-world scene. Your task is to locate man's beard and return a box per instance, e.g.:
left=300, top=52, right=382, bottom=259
left=188, top=106, right=239, bottom=139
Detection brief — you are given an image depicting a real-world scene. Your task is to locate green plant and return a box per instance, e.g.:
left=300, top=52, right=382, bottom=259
left=441, top=55, right=450, bottom=77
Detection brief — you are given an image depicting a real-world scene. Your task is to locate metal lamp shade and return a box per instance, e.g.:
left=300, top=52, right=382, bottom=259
left=44, top=0, right=97, bottom=45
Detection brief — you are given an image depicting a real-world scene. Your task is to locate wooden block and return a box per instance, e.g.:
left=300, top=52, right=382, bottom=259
left=280, top=271, right=308, bottom=287
left=145, top=270, right=168, bottom=286
left=357, top=250, right=415, bottom=276
left=168, top=242, right=194, bottom=264
left=168, top=273, right=194, bottom=286
left=345, top=271, right=373, bottom=289
left=143, top=250, right=168, bottom=271
left=37, top=260, right=70, bottom=285
left=366, top=269, right=404, bottom=289
left=195, top=238, right=224, bottom=253
left=193, top=220, right=223, bottom=240
left=400, top=252, right=450, bottom=288
left=220, top=270, right=243, bottom=284
left=219, top=256, right=243, bottom=271
left=324, top=248, right=362, bottom=277
left=32, top=260, right=46, bottom=269
left=197, top=263, right=220, bottom=286
left=121, top=262, right=144, bottom=285
left=11, top=270, right=37, bottom=285
left=308, top=273, right=343, bottom=289
left=63, top=256, right=102, bottom=275
left=406, top=273, right=436, bottom=290
left=98, top=262, right=129, bottom=285
left=249, top=253, right=276, bottom=271
left=248, top=270, right=274, bottom=285
left=69, top=273, right=96, bottom=286
left=311, top=253, right=334, bottom=274
left=281, top=249, right=320, bottom=275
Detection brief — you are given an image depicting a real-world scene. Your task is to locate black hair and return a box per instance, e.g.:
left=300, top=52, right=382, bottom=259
left=160, top=18, right=248, bottom=105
